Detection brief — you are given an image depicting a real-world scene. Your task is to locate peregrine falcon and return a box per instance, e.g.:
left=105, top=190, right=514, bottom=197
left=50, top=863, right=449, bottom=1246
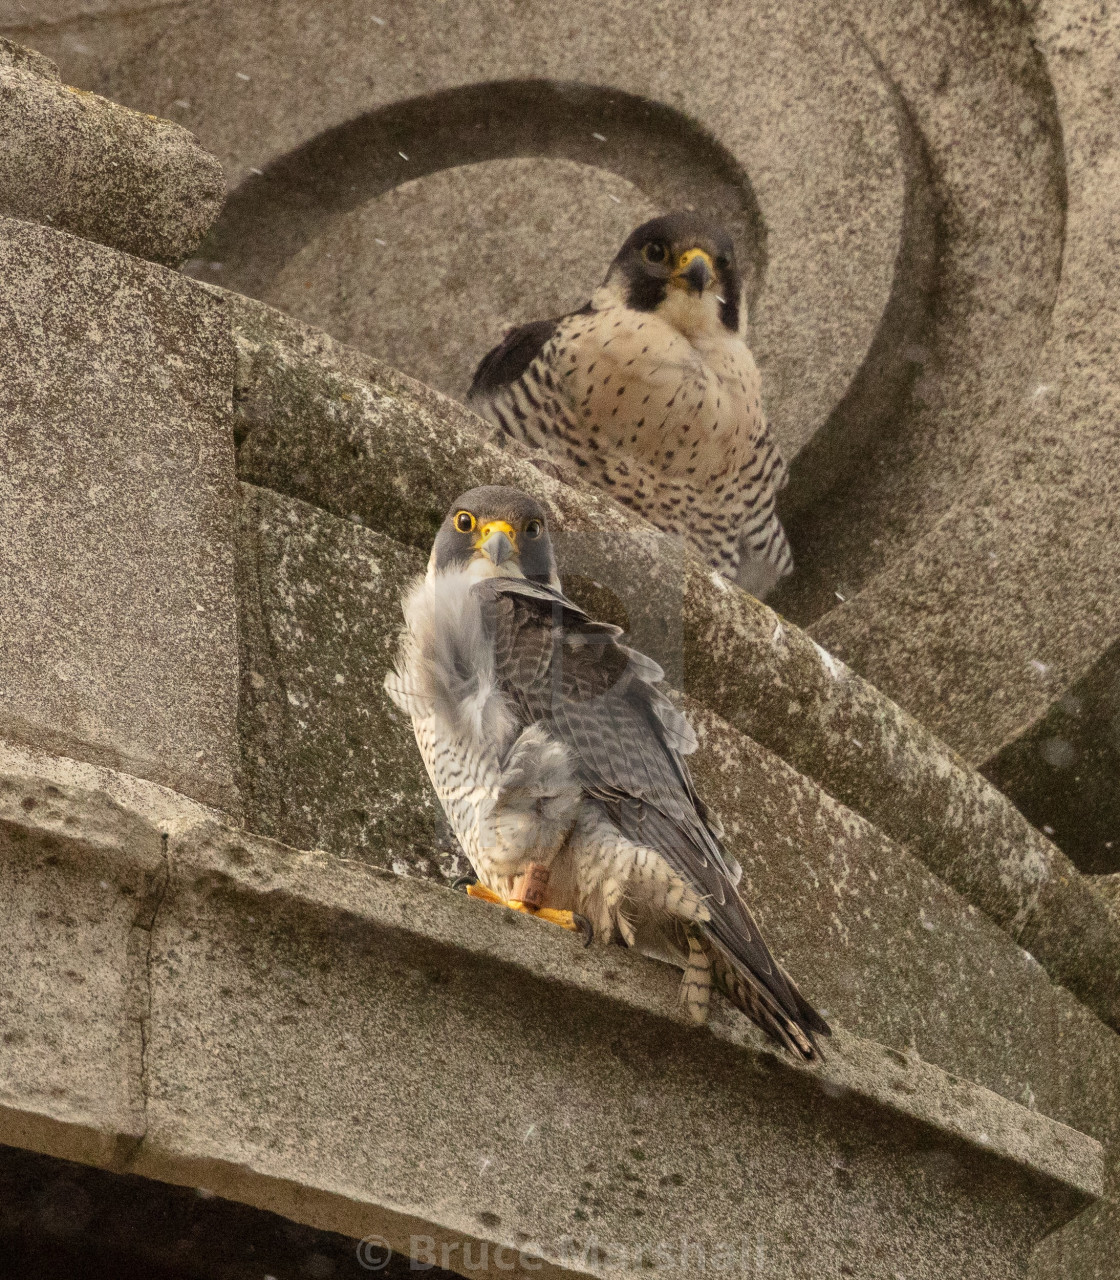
left=467, top=212, right=791, bottom=599
left=385, top=485, right=829, bottom=1058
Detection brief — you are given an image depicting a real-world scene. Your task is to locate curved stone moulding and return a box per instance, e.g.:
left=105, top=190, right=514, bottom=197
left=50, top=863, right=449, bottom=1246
left=192, top=80, right=768, bottom=320
left=81, top=0, right=933, bottom=505
left=770, top=5, right=1082, bottom=757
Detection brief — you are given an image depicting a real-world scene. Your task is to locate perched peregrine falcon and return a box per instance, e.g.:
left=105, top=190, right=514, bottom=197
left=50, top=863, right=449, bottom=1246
left=385, top=485, right=829, bottom=1058
left=467, top=212, right=792, bottom=598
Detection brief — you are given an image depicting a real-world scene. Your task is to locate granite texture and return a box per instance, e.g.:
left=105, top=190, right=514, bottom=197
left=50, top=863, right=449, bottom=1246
left=1089, top=877, right=1119, bottom=938
left=236, top=483, right=457, bottom=877
left=227, top=296, right=1120, bottom=1050
left=0, top=2, right=182, bottom=23
left=0, top=766, right=160, bottom=1170
left=0, top=755, right=1102, bottom=1280
left=771, top=0, right=1067, bottom=629
left=0, top=218, right=240, bottom=813
left=12, top=0, right=933, bottom=501
left=0, top=33, right=57, bottom=78
left=0, top=38, right=223, bottom=265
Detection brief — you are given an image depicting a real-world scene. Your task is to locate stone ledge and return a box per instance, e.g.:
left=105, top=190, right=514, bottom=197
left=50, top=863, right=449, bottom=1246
left=0, top=39, right=223, bottom=265
left=162, top=819, right=1105, bottom=1209
left=0, top=754, right=1103, bottom=1280
left=226, top=293, right=1120, bottom=1039
left=0, top=34, right=58, bottom=79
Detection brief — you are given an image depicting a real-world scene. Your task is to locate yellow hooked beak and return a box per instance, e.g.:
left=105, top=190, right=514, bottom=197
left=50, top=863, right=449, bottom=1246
left=672, top=247, right=715, bottom=295
left=475, top=519, right=518, bottom=567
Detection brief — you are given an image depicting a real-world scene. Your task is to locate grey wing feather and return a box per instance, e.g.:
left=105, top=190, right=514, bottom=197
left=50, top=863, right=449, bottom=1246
left=474, top=578, right=827, bottom=1038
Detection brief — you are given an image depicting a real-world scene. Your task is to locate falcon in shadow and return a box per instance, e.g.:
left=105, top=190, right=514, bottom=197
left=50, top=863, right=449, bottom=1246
left=467, top=212, right=791, bottom=599
left=385, top=485, right=829, bottom=1058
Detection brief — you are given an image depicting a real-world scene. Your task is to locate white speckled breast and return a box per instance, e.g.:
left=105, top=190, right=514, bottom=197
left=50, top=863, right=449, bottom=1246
left=479, top=304, right=790, bottom=579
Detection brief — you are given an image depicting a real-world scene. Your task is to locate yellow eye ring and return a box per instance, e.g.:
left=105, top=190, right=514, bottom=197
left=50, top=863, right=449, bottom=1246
left=525, top=519, right=543, bottom=539
left=454, top=510, right=476, bottom=533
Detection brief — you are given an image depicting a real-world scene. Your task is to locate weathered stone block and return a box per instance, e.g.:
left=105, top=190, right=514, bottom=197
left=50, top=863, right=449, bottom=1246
left=0, top=219, right=240, bottom=813
left=0, top=768, right=164, bottom=1170
left=236, top=483, right=456, bottom=876
left=228, top=297, right=1120, bottom=1048
left=144, top=846, right=1094, bottom=1280
left=0, top=755, right=1101, bottom=1279
left=0, top=38, right=223, bottom=265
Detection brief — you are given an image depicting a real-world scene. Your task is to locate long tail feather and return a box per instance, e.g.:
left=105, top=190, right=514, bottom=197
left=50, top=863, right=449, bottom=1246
left=706, top=940, right=828, bottom=1060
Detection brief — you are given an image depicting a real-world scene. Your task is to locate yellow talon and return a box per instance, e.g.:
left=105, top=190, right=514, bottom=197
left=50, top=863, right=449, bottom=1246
left=465, top=882, right=505, bottom=906
left=534, top=906, right=583, bottom=932
left=465, top=881, right=591, bottom=942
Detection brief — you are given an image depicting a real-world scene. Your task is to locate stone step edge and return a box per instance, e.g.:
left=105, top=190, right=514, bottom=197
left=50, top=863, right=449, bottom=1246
left=0, top=744, right=1103, bottom=1212
left=221, top=288, right=1120, bottom=1038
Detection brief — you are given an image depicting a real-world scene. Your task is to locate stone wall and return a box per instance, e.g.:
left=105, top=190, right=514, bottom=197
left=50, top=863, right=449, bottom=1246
left=10, top=0, right=1115, bottom=883
left=0, top=213, right=239, bottom=814
left=1, top=7, right=1119, bottom=1278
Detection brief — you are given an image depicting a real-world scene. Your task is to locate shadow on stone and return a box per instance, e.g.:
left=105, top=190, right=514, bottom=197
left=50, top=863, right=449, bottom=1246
left=983, top=639, right=1120, bottom=876
left=0, top=1143, right=462, bottom=1280
left=192, top=78, right=767, bottom=310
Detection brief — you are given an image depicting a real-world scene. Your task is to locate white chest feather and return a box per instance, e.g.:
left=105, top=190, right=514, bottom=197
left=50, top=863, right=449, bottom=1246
left=384, top=569, right=583, bottom=884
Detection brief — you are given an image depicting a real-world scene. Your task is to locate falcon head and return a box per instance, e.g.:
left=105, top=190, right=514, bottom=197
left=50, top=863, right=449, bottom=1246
left=598, top=212, right=743, bottom=339
left=431, top=485, right=559, bottom=585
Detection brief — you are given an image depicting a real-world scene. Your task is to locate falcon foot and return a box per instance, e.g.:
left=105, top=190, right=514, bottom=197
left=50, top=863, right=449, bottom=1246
left=465, top=880, right=594, bottom=947
left=451, top=872, right=479, bottom=891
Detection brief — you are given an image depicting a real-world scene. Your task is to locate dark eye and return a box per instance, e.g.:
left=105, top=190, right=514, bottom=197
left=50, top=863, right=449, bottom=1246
left=642, top=242, right=667, bottom=265
left=454, top=510, right=475, bottom=533
left=715, top=254, right=730, bottom=272
left=525, top=519, right=543, bottom=539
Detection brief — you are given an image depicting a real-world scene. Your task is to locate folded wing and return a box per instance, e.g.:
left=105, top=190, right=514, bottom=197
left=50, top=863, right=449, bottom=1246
left=474, top=577, right=829, bottom=1044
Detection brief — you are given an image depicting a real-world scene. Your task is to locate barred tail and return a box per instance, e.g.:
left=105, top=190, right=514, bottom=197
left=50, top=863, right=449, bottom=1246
left=706, top=938, right=828, bottom=1061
